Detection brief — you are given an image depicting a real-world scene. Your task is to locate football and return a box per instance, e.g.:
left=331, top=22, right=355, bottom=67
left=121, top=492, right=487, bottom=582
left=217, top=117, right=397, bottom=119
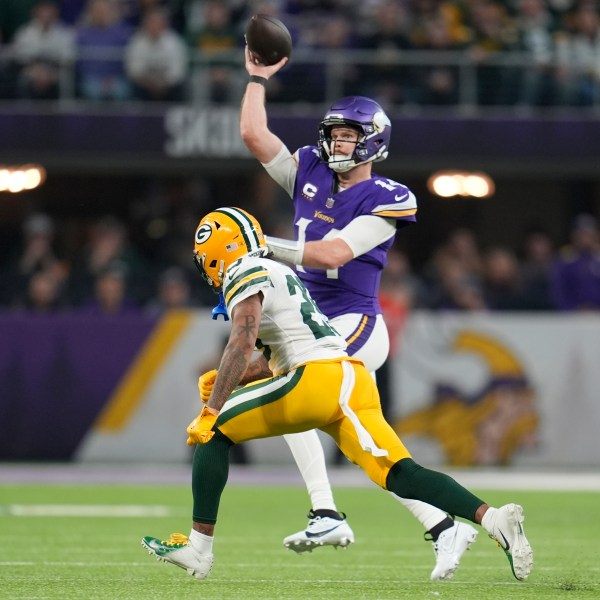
left=245, top=14, right=292, bottom=66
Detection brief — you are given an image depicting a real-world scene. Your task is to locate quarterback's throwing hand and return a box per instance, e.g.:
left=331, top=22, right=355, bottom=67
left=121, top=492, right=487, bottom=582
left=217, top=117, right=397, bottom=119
left=198, top=369, right=218, bottom=403
left=244, top=46, right=287, bottom=78
left=186, top=406, right=219, bottom=445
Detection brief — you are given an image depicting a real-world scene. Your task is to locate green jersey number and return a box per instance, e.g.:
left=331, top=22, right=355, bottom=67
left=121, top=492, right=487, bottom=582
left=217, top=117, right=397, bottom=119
left=285, top=274, right=338, bottom=339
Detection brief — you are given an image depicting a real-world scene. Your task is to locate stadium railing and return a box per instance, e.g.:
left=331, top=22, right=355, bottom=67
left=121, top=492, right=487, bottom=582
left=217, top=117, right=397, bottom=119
left=1, top=45, right=599, bottom=113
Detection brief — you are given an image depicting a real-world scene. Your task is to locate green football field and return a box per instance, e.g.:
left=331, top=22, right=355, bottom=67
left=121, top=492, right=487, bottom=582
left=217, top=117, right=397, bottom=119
left=1, top=482, right=599, bottom=600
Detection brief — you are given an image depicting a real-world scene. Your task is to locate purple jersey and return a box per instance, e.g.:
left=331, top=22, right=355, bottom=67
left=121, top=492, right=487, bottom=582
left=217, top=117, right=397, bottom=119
left=292, top=146, right=417, bottom=319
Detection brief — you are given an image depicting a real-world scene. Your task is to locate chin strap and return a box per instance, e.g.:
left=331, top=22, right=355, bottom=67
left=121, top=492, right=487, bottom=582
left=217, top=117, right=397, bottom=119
left=328, top=156, right=355, bottom=173
left=211, top=292, right=229, bottom=320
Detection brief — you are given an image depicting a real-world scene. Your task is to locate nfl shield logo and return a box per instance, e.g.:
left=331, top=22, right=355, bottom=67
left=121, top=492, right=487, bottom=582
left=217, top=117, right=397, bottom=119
left=326, top=197, right=335, bottom=208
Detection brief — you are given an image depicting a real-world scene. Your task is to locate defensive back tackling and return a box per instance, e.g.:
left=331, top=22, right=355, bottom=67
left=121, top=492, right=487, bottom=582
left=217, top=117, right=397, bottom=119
left=141, top=206, right=534, bottom=584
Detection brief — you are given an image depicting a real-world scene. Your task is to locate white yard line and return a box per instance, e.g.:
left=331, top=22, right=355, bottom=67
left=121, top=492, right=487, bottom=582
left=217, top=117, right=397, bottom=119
left=0, top=504, right=178, bottom=517
left=1, top=463, right=599, bottom=490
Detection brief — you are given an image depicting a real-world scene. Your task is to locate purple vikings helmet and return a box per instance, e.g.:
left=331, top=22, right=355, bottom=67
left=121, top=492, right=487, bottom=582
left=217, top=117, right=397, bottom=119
left=318, top=96, right=392, bottom=173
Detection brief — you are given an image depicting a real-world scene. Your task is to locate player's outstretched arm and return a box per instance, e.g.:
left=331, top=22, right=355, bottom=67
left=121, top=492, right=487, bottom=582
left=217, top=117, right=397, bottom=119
left=302, top=239, right=354, bottom=269
left=240, top=46, right=287, bottom=164
left=267, top=215, right=396, bottom=269
left=206, top=293, right=262, bottom=413
left=267, top=235, right=354, bottom=270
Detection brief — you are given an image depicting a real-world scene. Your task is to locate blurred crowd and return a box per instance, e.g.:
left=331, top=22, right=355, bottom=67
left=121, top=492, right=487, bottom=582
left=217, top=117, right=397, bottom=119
left=0, top=0, right=599, bottom=106
left=1, top=207, right=599, bottom=317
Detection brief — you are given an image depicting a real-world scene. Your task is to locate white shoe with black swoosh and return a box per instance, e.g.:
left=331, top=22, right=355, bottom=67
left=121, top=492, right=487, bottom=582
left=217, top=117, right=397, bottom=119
left=486, top=504, right=533, bottom=581
left=284, top=510, right=355, bottom=553
left=141, top=533, right=214, bottom=580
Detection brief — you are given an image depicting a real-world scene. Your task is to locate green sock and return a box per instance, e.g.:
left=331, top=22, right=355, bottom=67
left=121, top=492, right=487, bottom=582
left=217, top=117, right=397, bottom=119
left=386, top=458, right=484, bottom=522
left=191, top=430, right=233, bottom=524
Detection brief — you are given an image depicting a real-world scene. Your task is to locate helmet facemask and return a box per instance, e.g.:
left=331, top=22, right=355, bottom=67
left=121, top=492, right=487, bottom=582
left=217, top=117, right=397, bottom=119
left=193, top=250, right=224, bottom=293
left=322, top=125, right=365, bottom=173
left=318, top=96, right=391, bottom=173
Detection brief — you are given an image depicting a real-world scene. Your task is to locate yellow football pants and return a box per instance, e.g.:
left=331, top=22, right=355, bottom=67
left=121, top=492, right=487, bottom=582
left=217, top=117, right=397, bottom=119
left=215, top=357, right=412, bottom=489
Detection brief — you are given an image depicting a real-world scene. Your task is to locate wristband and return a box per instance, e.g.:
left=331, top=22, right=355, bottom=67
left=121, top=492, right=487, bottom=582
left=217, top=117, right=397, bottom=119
left=249, top=75, right=268, bottom=86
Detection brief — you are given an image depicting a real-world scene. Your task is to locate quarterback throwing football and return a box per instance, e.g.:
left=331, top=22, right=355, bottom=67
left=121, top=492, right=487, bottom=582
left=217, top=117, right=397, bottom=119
left=239, top=48, right=476, bottom=579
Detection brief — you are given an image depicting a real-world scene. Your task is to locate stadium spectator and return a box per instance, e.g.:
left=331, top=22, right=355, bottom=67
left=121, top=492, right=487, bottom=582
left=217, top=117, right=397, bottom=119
left=284, top=0, right=346, bottom=19
left=550, top=213, right=600, bottom=310
left=0, top=0, right=40, bottom=43
left=421, top=228, right=485, bottom=308
left=145, top=266, right=194, bottom=314
left=468, top=0, right=519, bottom=105
left=423, top=252, right=488, bottom=310
left=355, top=0, right=416, bottom=107
left=2, top=0, right=595, bottom=109
left=67, top=215, right=152, bottom=307
left=518, top=227, right=556, bottom=310
left=118, top=0, right=187, bottom=33
left=440, top=227, right=485, bottom=275
left=2, top=213, right=68, bottom=308
left=75, top=0, right=132, bottom=101
left=481, top=246, right=527, bottom=310
left=410, top=9, right=469, bottom=105
left=9, top=0, right=75, bottom=100
left=58, top=0, right=88, bottom=26
left=78, top=264, right=139, bottom=315
left=124, top=6, right=187, bottom=102
left=14, top=268, right=68, bottom=313
left=510, top=0, right=560, bottom=106
left=298, top=14, right=359, bottom=102
left=185, top=0, right=240, bottom=103
left=409, top=0, right=471, bottom=49
left=554, top=2, right=600, bottom=106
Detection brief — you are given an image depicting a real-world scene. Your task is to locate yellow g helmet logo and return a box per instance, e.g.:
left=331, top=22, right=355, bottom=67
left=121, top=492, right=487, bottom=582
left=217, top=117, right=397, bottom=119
left=193, top=207, right=267, bottom=288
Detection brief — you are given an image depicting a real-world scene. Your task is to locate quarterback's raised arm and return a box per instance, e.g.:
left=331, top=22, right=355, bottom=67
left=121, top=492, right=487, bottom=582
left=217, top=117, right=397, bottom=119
left=240, top=46, right=287, bottom=164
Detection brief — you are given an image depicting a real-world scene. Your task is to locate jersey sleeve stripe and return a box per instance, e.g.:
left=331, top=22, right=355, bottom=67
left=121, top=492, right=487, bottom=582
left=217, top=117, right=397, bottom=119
left=372, top=208, right=417, bottom=218
left=225, top=273, right=270, bottom=304
left=227, top=265, right=267, bottom=288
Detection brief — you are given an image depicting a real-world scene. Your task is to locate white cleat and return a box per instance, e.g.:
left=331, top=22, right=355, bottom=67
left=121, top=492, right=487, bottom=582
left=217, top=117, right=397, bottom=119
left=487, top=503, right=534, bottom=581
left=141, top=533, right=213, bottom=580
left=430, top=521, right=478, bottom=581
left=283, top=510, right=355, bottom=553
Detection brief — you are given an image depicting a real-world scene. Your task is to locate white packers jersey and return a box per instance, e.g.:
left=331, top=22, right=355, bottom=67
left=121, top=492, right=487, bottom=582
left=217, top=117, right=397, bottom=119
left=222, top=255, right=347, bottom=374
